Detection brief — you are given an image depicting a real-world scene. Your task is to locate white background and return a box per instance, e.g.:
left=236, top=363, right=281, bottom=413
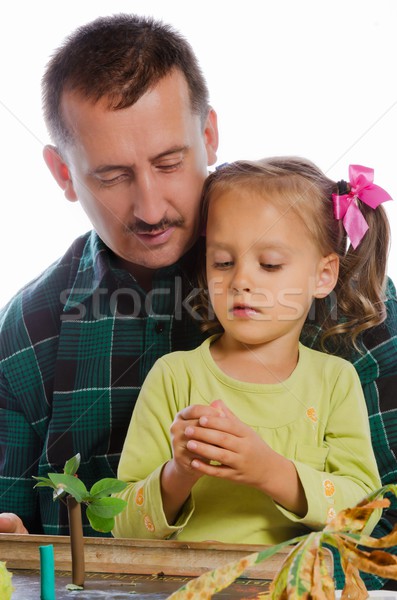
left=1, top=0, right=396, bottom=308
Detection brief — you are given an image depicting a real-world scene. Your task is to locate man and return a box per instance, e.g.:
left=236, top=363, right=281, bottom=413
left=0, top=14, right=218, bottom=536
left=0, top=13, right=396, bottom=590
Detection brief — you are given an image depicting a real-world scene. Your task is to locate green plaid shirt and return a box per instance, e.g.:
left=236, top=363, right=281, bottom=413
left=0, top=230, right=396, bottom=589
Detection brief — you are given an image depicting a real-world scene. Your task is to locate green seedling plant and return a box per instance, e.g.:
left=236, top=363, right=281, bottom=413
left=33, top=453, right=127, bottom=533
left=33, top=453, right=127, bottom=588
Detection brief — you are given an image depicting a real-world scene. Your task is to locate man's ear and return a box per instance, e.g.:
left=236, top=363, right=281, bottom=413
left=314, top=253, right=339, bottom=299
left=204, top=108, right=219, bottom=167
left=43, top=145, right=78, bottom=202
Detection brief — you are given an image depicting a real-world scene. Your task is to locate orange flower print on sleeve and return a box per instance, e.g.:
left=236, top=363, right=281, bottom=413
left=326, top=506, right=337, bottom=523
left=135, top=487, right=144, bottom=506
left=306, top=407, right=317, bottom=423
left=144, top=514, right=155, bottom=533
left=323, top=479, right=335, bottom=497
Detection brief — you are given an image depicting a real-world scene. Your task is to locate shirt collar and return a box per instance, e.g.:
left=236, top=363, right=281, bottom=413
left=62, top=230, right=202, bottom=312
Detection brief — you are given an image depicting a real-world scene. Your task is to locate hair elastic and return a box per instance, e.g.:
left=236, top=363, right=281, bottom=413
left=332, top=165, right=392, bottom=249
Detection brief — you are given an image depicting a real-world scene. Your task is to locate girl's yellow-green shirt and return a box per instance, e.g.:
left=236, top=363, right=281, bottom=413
left=113, top=337, right=381, bottom=544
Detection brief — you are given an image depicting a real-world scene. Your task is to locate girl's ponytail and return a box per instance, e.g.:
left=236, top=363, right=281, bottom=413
left=321, top=167, right=391, bottom=353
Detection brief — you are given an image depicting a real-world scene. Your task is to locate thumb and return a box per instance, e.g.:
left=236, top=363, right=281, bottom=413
left=0, top=513, right=28, bottom=534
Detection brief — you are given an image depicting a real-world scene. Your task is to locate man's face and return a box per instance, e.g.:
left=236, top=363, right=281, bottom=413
left=57, top=70, right=218, bottom=271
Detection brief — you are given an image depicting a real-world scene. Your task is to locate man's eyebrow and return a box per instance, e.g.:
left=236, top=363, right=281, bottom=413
left=150, top=145, right=189, bottom=161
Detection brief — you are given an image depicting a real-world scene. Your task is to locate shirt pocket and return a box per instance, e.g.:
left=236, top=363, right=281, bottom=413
left=294, top=445, right=329, bottom=471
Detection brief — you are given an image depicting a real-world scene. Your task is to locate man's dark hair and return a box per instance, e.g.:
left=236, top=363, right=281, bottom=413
left=42, top=14, right=210, bottom=147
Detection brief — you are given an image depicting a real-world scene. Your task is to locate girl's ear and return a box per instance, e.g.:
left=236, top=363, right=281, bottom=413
left=43, top=145, right=78, bottom=202
left=314, top=253, right=339, bottom=299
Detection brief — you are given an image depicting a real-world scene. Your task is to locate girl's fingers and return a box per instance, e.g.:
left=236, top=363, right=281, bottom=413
left=195, top=414, right=246, bottom=439
left=210, top=399, right=234, bottom=418
left=178, top=403, right=220, bottom=422
left=186, top=438, right=234, bottom=467
left=185, top=423, right=236, bottom=449
left=190, top=458, right=231, bottom=476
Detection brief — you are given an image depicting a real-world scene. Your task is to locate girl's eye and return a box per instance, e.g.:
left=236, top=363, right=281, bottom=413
left=260, top=263, right=282, bottom=271
left=213, top=261, right=234, bottom=269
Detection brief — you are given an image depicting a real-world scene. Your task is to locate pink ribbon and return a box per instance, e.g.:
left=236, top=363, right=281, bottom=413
left=332, top=164, right=392, bottom=249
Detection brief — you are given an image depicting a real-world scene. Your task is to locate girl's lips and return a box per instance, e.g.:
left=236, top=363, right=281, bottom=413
left=134, top=226, right=175, bottom=246
left=231, top=306, right=259, bottom=318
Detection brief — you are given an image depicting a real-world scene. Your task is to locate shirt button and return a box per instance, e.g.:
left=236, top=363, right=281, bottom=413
left=155, top=322, right=165, bottom=333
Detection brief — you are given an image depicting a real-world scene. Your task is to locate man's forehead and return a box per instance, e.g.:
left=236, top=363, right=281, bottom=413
left=62, top=68, right=191, bottom=111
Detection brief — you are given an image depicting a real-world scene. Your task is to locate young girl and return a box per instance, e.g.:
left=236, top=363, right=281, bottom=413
left=113, top=157, right=388, bottom=545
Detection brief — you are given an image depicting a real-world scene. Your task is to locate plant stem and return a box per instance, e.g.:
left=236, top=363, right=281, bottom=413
left=67, top=495, right=85, bottom=587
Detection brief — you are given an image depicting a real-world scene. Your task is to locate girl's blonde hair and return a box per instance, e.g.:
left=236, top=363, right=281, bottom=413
left=194, top=156, right=390, bottom=354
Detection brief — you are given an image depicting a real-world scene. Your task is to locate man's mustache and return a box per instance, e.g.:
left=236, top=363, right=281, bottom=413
left=125, top=217, right=184, bottom=235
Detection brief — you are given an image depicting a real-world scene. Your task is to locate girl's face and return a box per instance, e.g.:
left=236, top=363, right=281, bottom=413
left=206, top=187, right=336, bottom=348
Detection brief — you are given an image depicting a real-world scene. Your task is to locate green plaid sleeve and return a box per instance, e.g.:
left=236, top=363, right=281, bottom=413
left=0, top=251, right=70, bottom=532
left=0, top=320, right=52, bottom=532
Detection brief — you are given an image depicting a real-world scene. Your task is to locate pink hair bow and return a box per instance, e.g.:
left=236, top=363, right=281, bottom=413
left=332, top=164, right=392, bottom=249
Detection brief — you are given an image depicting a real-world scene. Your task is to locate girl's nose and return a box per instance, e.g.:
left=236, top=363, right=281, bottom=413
left=231, top=267, right=251, bottom=293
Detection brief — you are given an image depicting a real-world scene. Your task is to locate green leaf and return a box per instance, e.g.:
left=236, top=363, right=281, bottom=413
left=359, top=483, right=397, bottom=504
left=288, top=532, right=319, bottom=596
left=32, top=476, right=53, bottom=484
left=167, top=552, right=260, bottom=598
left=63, top=454, right=81, bottom=476
left=86, top=507, right=115, bottom=533
left=87, top=497, right=127, bottom=518
left=270, top=543, right=301, bottom=598
left=255, top=535, right=307, bottom=564
left=33, top=481, right=55, bottom=488
left=32, top=476, right=56, bottom=489
left=48, top=473, right=88, bottom=503
left=89, top=478, right=127, bottom=499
